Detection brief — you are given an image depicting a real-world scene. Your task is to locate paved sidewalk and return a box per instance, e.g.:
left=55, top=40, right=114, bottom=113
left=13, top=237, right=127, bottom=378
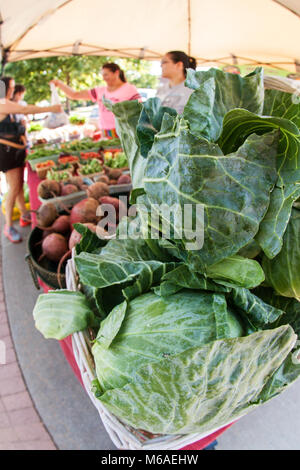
left=0, top=245, right=56, bottom=450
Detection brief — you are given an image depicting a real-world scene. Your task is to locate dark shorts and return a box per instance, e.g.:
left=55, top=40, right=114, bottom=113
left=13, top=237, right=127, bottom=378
left=0, top=143, right=26, bottom=173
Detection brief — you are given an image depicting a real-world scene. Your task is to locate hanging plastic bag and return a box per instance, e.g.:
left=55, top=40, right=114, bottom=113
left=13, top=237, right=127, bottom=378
left=44, top=83, right=68, bottom=129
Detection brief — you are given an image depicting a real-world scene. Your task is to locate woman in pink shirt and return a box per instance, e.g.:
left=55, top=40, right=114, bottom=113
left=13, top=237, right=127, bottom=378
left=51, top=63, right=141, bottom=137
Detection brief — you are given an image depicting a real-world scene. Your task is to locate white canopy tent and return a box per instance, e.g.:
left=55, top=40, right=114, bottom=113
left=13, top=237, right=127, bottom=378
left=0, top=0, right=300, bottom=72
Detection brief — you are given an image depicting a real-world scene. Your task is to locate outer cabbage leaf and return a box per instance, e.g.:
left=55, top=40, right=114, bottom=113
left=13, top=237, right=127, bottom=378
left=143, top=115, right=278, bottom=268
left=263, top=88, right=300, bottom=128
left=254, top=185, right=300, bottom=259
left=218, top=108, right=300, bottom=258
left=75, top=236, right=176, bottom=302
left=183, top=67, right=264, bottom=141
left=219, top=108, right=300, bottom=187
left=222, top=285, right=285, bottom=330
left=93, top=290, right=244, bottom=391
left=99, top=325, right=296, bottom=435
left=136, top=97, right=177, bottom=157
left=33, top=290, right=99, bottom=340
left=262, top=208, right=300, bottom=300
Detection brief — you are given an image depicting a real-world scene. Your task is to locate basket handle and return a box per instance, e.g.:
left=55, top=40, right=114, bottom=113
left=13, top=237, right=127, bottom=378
left=25, top=254, right=41, bottom=290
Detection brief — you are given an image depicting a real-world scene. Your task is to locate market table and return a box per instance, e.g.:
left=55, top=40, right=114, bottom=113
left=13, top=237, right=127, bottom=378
left=26, top=160, right=233, bottom=450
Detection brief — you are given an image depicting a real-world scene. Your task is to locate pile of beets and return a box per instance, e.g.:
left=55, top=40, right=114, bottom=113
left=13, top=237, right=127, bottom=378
left=34, top=181, right=128, bottom=281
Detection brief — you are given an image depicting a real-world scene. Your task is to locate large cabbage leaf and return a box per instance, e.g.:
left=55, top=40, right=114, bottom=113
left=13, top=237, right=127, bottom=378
left=99, top=325, right=296, bottom=435
left=75, top=235, right=177, bottom=302
left=262, top=208, right=300, bottom=300
left=218, top=108, right=300, bottom=258
left=142, top=115, right=278, bottom=268
left=136, top=97, right=177, bottom=158
left=93, top=290, right=244, bottom=392
left=183, top=67, right=264, bottom=141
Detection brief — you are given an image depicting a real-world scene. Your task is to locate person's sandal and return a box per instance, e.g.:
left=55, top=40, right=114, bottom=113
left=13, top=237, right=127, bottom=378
left=19, top=211, right=32, bottom=227
left=4, top=225, right=23, bottom=243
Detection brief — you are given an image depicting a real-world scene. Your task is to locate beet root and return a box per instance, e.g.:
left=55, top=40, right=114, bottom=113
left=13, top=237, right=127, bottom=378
left=33, top=202, right=58, bottom=228
left=37, top=180, right=61, bottom=199
left=60, top=184, right=78, bottom=196
left=70, top=197, right=101, bottom=228
left=96, top=175, right=109, bottom=185
left=103, top=166, right=123, bottom=180
left=86, top=182, right=109, bottom=201
left=38, top=233, right=68, bottom=263
left=99, top=196, right=127, bottom=221
left=38, top=215, right=70, bottom=235
left=117, top=174, right=131, bottom=185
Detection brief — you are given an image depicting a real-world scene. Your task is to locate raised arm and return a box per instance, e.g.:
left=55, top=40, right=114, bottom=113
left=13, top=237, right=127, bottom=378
left=50, top=80, right=91, bottom=101
left=0, top=100, right=63, bottom=115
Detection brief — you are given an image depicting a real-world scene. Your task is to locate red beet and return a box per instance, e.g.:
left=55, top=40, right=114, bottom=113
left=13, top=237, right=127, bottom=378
left=33, top=202, right=58, bottom=227
left=38, top=233, right=68, bottom=263
left=39, top=215, right=70, bottom=235
left=86, top=182, right=109, bottom=200
left=60, top=184, right=78, bottom=196
left=70, top=198, right=101, bottom=228
left=99, top=196, right=127, bottom=222
left=117, top=174, right=131, bottom=185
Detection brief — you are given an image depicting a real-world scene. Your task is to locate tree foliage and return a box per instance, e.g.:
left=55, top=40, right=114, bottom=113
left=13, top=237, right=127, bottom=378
left=5, top=56, right=158, bottom=105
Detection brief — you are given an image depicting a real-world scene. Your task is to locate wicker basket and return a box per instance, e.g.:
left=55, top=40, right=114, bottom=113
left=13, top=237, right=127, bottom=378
left=66, top=252, right=242, bottom=450
left=264, top=75, right=300, bottom=94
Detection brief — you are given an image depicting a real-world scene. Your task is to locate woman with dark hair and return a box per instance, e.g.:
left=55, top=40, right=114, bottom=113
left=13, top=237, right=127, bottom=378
left=0, top=76, right=62, bottom=243
left=51, top=63, right=141, bottom=138
left=156, top=50, right=197, bottom=114
left=12, top=84, right=27, bottom=125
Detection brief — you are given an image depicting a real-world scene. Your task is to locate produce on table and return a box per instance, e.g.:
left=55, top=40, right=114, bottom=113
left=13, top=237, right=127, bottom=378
left=103, top=166, right=122, bottom=182
left=104, top=150, right=128, bottom=169
left=35, top=160, right=55, bottom=170
left=26, top=146, right=59, bottom=161
left=32, top=68, right=300, bottom=439
left=37, top=180, right=61, bottom=199
left=60, top=184, right=78, bottom=196
left=80, top=151, right=101, bottom=160
left=96, top=174, right=110, bottom=185
left=69, top=197, right=101, bottom=228
left=46, top=164, right=73, bottom=182
left=33, top=202, right=58, bottom=227
left=117, top=174, right=131, bottom=185
left=99, top=196, right=127, bottom=223
left=67, top=176, right=88, bottom=191
left=86, top=182, right=109, bottom=200
left=78, top=158, right=102, bottom=176
left=58, top=155, right=79, bottom=165
left=38, top=215, right=71, bottom=235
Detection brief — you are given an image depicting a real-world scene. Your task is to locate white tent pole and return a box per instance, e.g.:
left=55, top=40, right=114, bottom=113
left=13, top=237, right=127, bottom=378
left=188, top=0, right=191, bottom=56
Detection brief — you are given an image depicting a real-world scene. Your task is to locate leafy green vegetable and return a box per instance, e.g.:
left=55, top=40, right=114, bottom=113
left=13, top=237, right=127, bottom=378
left=262, top=208, right=300, bottom=300
left=183, top=67, right=264, bottom=141
left=93, top=290, right=244, bottom=392
left=136, top=97, right=177, bottom=157
left=33, top=290, right=99, bottom=340
left=99, top=325, right=296, bottom=435
left=143, top=116, right=278, bottom=268
left=32, top=67, right=300, bottom=440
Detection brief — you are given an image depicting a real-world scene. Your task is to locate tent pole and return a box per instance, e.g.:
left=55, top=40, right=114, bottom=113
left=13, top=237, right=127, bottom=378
left=187, top=0, right=191, bottom=56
